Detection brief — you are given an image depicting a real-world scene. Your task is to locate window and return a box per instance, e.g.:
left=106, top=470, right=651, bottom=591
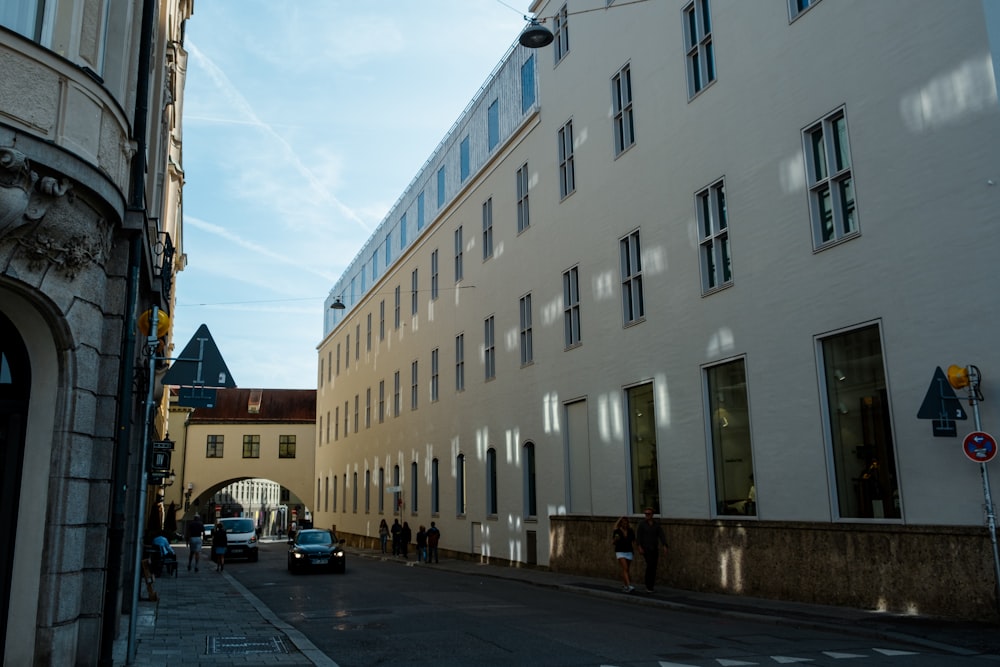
left=279, top=435, right=296, bottom=459
left=242, top=435, right=260, bottom=459
left=379, top=300, right=385, bottom=341
left=553, top=4, right=569, bottom=63
left=400, top=213, right=407, bottom=249
left=519, top=293, right=533, bottom=365
left=394, top=286, right=401, bottom=329
left=343, top=400, right=349, bottom=438
left=332, top=476, right=337, bottom=512
left=706, top=359, right=755, bottom=517
left=482, top=197, right=494, bottom=260
left=683, top=0, right=716, bottom=98
left=805, top=108, right=857, bottom=248
left=1, top=2, right=44, bottom=41
left=326, top=411, right=330, bottom=443
left=378, top=380, right=385, bottom=423
left=417, top=191, right=425, bottom=230
left=206, top=435, right=223, bottom=458
left=789, top=0, right=821, bottom=20
left=431, top=250, right=439, bottom=300
left=431, top=348, right=440, bottom=402
left=455, top=334, right=465, bottom=391
left=620, top=230, right=645, bottom=324
left=432, top=458, right=440, bottom=514
left=354, top=394, right=359, bottom=433
left=393, top=465, right=401, bottom=513
left=411, top=360, right=419, bottom=410
left=393, top=370, right=401, bottom=417
left=411, top=461, right=419, bottom=512
left=460, top=135, right=471, bottom=182
left=335, top=406, right=340, bottom=441
left=563, top=266, right=582, bottom=347
left=343, top=473, right=347, bottom=512
left=456, top=453, right=466, bottom=515
left=697, top=179, right=732, bottom=292
left=820, top=324, right=899, bottom=519
left=385, top=232, right=392, bottom=266
left=355, top=323, right=360, bottom=361
left=486, top=448, right=498, bottom=515
left=488, top=99, right=500, bottom=151
left=516, top=162, right=530, bottom=233
left=521, top=55, right=536, bottom=112
left=367, top=313, right=372, bottom=351
left=558, top=120, right=576, bottom=199
left=627, top=383, right=658, bottom=513
left=437, top=166, right=446, bottom=207
left=454, top=226, right=464, bottom=282
left=378, top=467, right=385, bottom=513
left=345, top=334, right=350, bottom=369
left=372, top=250, right=378, bottom=282
left=365, top=469, right=371, bottom=513
left=336, top=344, right=341, bottom=375
left=411, top=269, right=419, bottom=315
left=484, top=316, right=496, bottom=381
left=352, top=472, right=358, bottom=513
left=524, top=442, right=537, bottom=518
left=365, top=387, right=372, bottom=428
left=323, top=477, right=328, bottom=512
left=612, top=64, right=635, bottom=155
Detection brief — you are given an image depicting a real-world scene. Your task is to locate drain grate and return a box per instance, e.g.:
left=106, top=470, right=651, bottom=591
left=206, top=635, right=289, bottom=655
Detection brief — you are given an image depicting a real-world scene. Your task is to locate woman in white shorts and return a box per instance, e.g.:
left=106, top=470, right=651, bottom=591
left=612, top=516, right=636, bottom=592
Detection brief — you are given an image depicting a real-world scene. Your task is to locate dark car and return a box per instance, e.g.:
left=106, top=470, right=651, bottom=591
left=287, top=529, right=345, bottom=573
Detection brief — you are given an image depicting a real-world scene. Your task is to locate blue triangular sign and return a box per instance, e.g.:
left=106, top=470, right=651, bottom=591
left=161, top=324, right=237, bottom=388
left=916, top=367, right=967, bottom=421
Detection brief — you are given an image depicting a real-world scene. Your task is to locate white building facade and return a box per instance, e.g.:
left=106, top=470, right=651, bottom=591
left=316, top=0, right=1000, bottom=619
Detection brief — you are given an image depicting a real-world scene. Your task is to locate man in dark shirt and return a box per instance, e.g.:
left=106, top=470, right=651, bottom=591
left=636, top=507, right=668, bottom=593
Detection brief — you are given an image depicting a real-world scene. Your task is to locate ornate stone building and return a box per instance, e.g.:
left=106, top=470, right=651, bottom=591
left=0, top=0, right=193, bottom=663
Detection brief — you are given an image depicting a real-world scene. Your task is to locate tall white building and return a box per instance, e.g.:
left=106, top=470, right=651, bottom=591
left=316, top=0, right=1000, bottom=620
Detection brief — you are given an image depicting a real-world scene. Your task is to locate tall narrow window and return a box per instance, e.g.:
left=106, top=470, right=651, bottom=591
left=378, top=380, right=385, bottom=423
left=343, top=401, right=348, bottom=438
left=486, top=448, right=498, bottom=515
left=431, top=348, right=440, bottom=402
left=437, top=166, right=446, bottom=207
left=553, top=4, right=569, bottom=63
left=365, top=470, right=371, bottom=513
left=484, top=316, right=496, bottom=381
left=323, top=478, right=328, bottom=512
left=455, top=333, right=465, bottom=391
left=393, top=370, right=401, bottom=417
left=805, top=108, right=857, bottom=248
left=683, top=0, right=716, bottom=98
left=482, top=197, right=494, bottom=260
left=353, top=472, right=358, bottom=513
left=488, top=98, right=500, bottom=151
left=372, top=250, right=378, bottom=282
left=611, top=63, right=635, bottom=155
left=333, top=476, right=337, bottom=512
left=411, top=461, right=419, bottom=513
left=345, top=335, right=350, bottom=369
left=394, top=286, right=401, bottom=329
left=456, top=453, right=467, bottom=515
left=697, top=178, right=732, bottom=292
left=411, top=269, right=419, bottom=315
left=432, top=458, right=440, bottom=514
left=558, top=120, right=576, bottom=199
left=336, top=344, right=341, bottom=375
left=516, top=162, right=530, bottom=233
left=707, top=359, right=756, bottom=517
left=379, top=300, right=385, bottom=341
left=365, top=387, right=372, bottom=428
left=393, top=465, right=401, bottom=514
left=821, top=324, right=899, bottom=519
left=620, top=230, right=645, bottom=324
left=355, top=323, right=360, bottom=361
left=519, top=293, right=533, bottom=365
left=367, top=313, right=372, bottom=351
left=563, top=266, right=582, bottom=347
left=378, top=467, right=385, bottom=513
left=400, top=213, right=407, bottom=249
left=524, top=442, right=537, bottom=518
left=242, top=435, right=260, bottom=459
left=521, top=54, right=536, bottom=112
left=385, top=232, right=392, bottom=266
left=335, top=406, right=340, bottom=441
left=627, top=383, right=658, bottom=513
left=454, top=226, right=464, bottom=282
left=411, top=360, right=419, bottom=410
left=354, top=394, right=359, bottom=433
left=417, top=191, right=426, bottom=230
left=431, top=250, right=439, bottom=300
left=460, top=135, right=471, bottom=182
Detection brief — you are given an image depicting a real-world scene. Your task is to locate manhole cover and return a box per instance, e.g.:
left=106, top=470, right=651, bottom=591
left=206, top=635, right=289, bottom=655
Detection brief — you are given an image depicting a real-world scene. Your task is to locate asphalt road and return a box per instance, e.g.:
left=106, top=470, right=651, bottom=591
left=224, top=542, right=987, bottom=666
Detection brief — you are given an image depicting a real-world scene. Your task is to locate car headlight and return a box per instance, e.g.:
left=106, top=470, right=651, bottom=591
left=293, top=552, right=304, bottom=559
left=334, top=552, right=344, bottom=558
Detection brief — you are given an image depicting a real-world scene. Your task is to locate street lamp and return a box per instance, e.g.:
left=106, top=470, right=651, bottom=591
left=184, top=482, right=194, bottom=510
left=519, top=18, right=554, bottom=48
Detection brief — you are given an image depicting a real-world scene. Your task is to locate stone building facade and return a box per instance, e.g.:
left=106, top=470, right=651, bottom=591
left=0, top=0, right=193, bottom=663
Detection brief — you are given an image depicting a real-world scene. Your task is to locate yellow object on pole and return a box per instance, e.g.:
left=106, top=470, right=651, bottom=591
left=947, top=364, right=970, bottom=390
left=138, top=308, right=170, bottom=337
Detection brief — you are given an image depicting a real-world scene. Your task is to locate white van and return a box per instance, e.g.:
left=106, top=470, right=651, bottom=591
left=216, top=517, right=259, bottom=562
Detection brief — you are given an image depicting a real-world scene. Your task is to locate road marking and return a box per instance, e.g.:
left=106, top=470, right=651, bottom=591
left=716, top=659, right=759, bottom=666
left=873, top=648, right=919, bottom=656
left=822, top=651, right=866, bottom=659
left=772, top=657, right=814, bottom=663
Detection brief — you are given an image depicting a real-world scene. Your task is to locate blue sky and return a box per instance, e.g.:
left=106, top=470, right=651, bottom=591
left=173, top=1, right=532, bottom=389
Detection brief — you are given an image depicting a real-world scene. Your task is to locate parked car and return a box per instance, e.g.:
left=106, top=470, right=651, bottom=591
left=287, top=529, right=346, bottom=573
left=215, top=517, right=259, bottom=562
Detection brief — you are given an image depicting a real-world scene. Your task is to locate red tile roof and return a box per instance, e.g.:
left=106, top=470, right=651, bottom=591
left=186, top=388, right=316, bottom=423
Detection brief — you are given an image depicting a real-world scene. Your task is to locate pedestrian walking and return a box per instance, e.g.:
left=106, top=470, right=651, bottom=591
left=401, top=521, right=412, bottom=559
left=379, top=518, right=390, bottom=555
left=185, top=514, right=204, bottom=572
left=212, top=521, right=228, bottom=572
left=416, top=525, right=428, bottom=562
left=636, top=507, right=669, bottom=593
left=612, top=516, right=636, bottom=592
left=426, top=521, right=440, bottom=563
left=390, top=518, right=402, bottom=556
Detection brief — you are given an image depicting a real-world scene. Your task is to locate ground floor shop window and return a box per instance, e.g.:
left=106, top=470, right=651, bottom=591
left=627, top=383, right=658, bottom=513
left=820, top=323, right=900, bottom=519
left=706, top=358, right=755, bottom=516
